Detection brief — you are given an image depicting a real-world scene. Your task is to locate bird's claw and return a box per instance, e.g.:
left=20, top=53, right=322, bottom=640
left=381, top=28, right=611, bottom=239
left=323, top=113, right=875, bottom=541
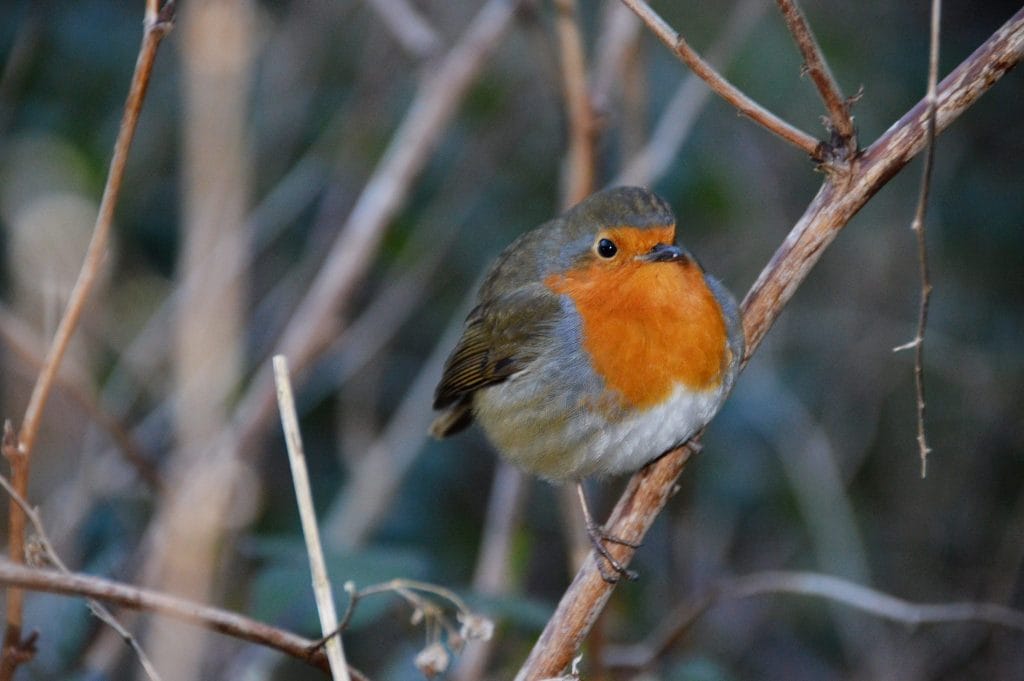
left=585, top=520, right=640, bottom=583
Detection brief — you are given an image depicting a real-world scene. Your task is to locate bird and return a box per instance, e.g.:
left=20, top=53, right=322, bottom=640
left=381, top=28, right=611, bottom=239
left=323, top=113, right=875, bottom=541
left=430, top=185, right=744, bottom=580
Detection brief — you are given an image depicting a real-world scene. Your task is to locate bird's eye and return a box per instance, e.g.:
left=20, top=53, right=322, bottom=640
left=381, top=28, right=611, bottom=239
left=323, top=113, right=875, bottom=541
left=596, top=238, right=617, bottom=258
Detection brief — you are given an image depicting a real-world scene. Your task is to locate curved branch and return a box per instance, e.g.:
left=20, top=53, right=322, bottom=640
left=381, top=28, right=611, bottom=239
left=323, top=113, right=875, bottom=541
left=515, top=7, right=1024, bottom=679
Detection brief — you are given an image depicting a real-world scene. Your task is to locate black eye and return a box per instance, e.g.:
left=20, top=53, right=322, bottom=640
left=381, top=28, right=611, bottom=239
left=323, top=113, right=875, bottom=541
left=597, top=238, right=617, bottom=258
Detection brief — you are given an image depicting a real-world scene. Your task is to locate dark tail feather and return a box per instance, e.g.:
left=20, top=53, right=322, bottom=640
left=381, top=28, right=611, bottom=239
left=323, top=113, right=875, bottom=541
left=429, top=399, right=474, bottom=439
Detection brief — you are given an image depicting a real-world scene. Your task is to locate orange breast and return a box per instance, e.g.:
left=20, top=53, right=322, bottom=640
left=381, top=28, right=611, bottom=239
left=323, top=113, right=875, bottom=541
left=546, top=258, right=729, bottom=409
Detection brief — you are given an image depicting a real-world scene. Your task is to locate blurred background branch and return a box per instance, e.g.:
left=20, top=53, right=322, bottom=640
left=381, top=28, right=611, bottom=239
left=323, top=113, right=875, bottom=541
left=603, top=569, right=1024, bottom=670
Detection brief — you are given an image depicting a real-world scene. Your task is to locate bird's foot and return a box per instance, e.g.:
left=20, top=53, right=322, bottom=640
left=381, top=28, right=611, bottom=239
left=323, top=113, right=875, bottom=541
left=585, top=520, right=640, bottom=583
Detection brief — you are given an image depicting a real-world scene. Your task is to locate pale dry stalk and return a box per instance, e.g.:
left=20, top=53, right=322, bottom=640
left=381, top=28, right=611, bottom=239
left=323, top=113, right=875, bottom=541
left=140, top=3, right=252, bottom=679
left=273, top=356, right=349, bottom=681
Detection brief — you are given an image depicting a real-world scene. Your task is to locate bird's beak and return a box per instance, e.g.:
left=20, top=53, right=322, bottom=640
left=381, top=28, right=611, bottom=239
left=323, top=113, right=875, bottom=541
left=643, top=243, right=685, bottom=263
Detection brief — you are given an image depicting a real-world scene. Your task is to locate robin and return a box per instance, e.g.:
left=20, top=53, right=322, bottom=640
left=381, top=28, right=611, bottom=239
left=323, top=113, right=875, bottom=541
left=431, top=186, right=744, bottom=580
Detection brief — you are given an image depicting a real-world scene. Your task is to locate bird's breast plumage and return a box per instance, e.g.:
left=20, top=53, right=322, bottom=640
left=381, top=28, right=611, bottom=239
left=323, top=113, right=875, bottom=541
left=544, top=256, right=732, bottom=409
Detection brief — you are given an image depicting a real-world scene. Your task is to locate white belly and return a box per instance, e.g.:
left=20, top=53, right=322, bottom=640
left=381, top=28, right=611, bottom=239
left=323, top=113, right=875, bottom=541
left=474, top=376, right=728, bottom=480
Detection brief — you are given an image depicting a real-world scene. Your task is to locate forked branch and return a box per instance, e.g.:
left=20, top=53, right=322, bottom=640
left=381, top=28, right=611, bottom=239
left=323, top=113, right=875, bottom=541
left=620, top=0, right=821, bottom=157
left=775, top=0, right=857, bottom=157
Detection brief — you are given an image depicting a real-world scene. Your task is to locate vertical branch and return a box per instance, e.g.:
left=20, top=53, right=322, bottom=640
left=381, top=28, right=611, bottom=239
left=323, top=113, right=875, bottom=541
left=273, top=356, right=350, bottom=681
left=774, top=0, right=857, bottom=154
left=554, top=0, right=599, bottom=580
left=144, top=2, right=253, bottom=676
left=899, top=0, right=942, bottom=476
left=451, top=463, right=526, bottom=681
left=1, top=4, right=175, bottom=676
left=554, top=0, right=597, bottom=206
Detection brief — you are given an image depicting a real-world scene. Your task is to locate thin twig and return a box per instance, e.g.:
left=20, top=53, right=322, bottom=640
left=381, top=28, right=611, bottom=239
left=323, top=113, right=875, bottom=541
left=273, top=356, right=350, bottom=681
left=14, top=1, right=173, bottom=487
left=774, top=0, right=857, bottom=158
left=0, top=463, right=162, bottom=681
left=619, top=0, right=820, bottom=157
left=514, top=8, right=1024, bottom=678
left=1, top=4, right=175, bottom=675
left=615, top=0, right=764, bottom=187
left=894, top=0, right=941, bottom=478
left=0, top=558, right=337, bottom=673
left=317, top=577, right=492, bottom=655
left=604, top=570, right=1024, bottom=669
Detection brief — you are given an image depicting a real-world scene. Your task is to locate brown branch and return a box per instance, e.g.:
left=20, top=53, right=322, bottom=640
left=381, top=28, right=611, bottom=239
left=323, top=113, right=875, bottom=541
left=0, top=558, right=335, bottom=674
left=1, top=4, right=175, bottom=676
left=774, top=0, right=857, bottom=156
left=604, top=570, right=1024, bottom=669
left=514, top=7, right=1024, bottom=679
left=619, top=0, right=820, bottom=158
left=554, top=0, right=597, bottom=206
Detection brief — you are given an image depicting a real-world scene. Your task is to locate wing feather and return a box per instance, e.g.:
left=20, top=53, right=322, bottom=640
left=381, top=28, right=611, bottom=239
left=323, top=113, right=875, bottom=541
left=431, top=284, right=561, bottom=436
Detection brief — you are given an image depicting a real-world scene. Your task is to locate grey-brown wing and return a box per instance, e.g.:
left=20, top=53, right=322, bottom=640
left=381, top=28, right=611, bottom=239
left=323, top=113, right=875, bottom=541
left=430, top=284, right=561, bottom=437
